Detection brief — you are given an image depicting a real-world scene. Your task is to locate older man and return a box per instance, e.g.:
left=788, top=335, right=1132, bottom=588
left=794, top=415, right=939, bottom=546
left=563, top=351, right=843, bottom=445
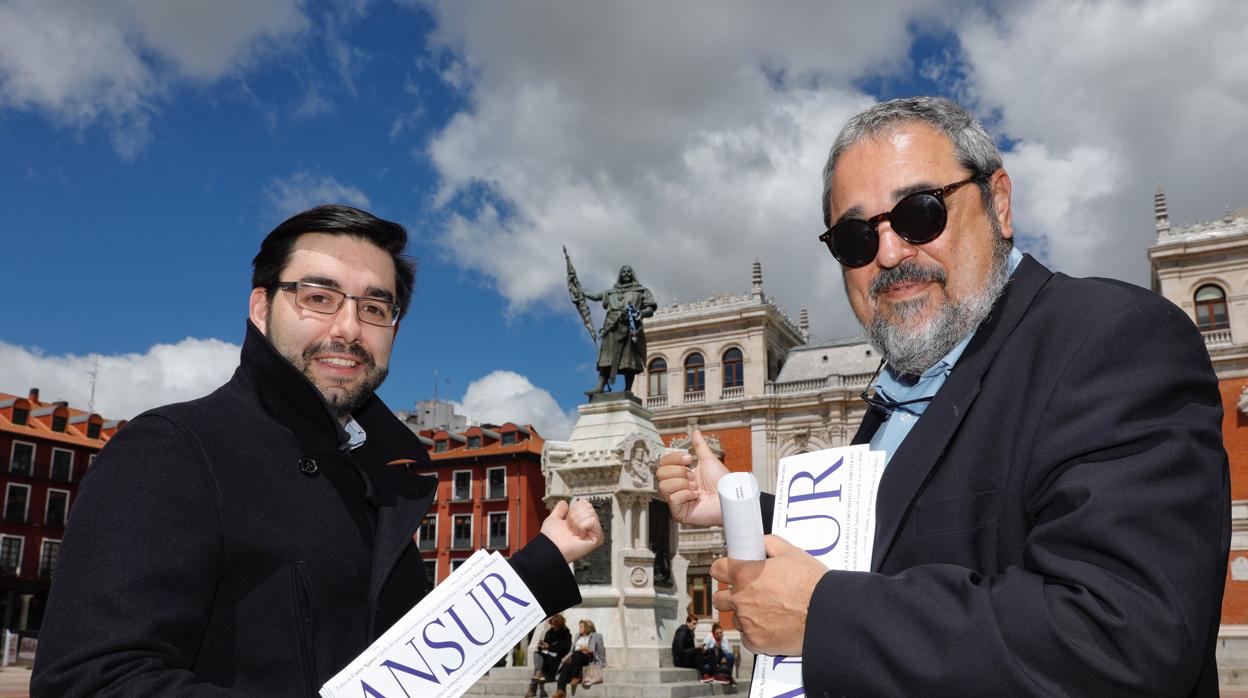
left=34, top=205, right=603, bottom=696
left=658, top=97, right=1228, bottom=695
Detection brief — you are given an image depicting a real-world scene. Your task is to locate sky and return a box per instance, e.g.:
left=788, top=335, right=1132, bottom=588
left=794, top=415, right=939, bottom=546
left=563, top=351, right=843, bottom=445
left=3, top=0, right=1247, bottom=439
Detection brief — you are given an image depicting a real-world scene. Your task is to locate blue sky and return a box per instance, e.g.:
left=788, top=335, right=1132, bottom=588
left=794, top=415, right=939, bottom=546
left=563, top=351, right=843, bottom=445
left=4, top=0, right=1247, bottom=437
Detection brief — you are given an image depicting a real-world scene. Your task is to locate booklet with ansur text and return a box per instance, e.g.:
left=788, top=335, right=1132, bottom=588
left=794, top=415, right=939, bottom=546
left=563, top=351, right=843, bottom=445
left=749, top=444, right=885, bottom=698
left=320, top=549, right=545, bottom=698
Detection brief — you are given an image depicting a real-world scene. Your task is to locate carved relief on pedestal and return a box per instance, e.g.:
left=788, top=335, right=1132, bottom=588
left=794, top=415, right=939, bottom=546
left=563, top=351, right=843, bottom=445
left=613, top=432, right=664, bottom=490
left=1238, top=385, right=1248, bottom=418
left=667, top=433, right=725, bottom=460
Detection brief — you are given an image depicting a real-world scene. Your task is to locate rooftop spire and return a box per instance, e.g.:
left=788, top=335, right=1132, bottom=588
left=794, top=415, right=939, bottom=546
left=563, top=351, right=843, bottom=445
left=799, top=306, right=810, bottom=343
left=1154, top=184, right=1170, bottom=235
left=751, top=257, right=763, bottom=300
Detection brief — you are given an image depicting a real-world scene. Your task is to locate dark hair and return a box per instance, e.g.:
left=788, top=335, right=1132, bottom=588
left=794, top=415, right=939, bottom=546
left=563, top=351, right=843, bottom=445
left=822, top=96, right=1003, bottom=227
left=252, top=204, right=417, bottom=320
left=711, top=623, right=722, bottom=632
left=685, top=614, right=697, bottom=624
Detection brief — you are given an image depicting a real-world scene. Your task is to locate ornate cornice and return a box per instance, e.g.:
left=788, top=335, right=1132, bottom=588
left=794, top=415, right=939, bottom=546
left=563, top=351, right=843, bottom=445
left=1155, top=212, right=1248, bottom=246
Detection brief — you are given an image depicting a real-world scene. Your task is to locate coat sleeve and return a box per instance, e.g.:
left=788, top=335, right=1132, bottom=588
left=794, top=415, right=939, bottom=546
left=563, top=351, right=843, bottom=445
left=799, top=292, right=1229, bottom=696
left=507, top=533, right=582, bottom=619
left=31, top=415, right=242, bottom=697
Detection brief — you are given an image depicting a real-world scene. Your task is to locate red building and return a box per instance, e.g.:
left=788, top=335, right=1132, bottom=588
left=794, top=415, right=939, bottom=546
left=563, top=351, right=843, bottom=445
left=0, top=389, right=125, bottom=632
left=404, top=422, right=551, bottom=584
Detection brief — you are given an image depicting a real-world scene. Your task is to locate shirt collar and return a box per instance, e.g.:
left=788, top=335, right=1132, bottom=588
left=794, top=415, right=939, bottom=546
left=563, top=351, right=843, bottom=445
left=343, top=416, right=368, bottom=450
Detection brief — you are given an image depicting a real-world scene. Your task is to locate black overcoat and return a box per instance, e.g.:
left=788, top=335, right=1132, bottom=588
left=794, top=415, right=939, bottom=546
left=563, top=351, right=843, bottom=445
left=32, top=322, right=580, bottom=696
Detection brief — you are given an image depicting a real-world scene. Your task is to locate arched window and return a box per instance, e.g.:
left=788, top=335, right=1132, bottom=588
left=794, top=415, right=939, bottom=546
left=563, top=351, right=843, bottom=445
left=684, top=353, right=705, bottom=394
left=648, top=358, right=667, bottom=396
left=1195, top=285, right=1229, bottom=331
left=722, top=348, right=744, bottom=389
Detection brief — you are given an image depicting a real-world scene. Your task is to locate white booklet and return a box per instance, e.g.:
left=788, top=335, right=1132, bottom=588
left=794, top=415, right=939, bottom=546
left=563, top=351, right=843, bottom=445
left=748, top=444, right=885, bottom=698
left=320, top=549, right=545, bottom=698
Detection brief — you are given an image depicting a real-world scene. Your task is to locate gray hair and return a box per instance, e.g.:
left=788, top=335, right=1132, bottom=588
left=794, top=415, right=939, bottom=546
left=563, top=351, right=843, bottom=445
left=821, top=96, right=1003, bottom=227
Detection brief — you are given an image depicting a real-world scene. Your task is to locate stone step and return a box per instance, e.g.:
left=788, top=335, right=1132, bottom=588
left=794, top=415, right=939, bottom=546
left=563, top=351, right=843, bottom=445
left=464, top=681, right=739, bottom=698
left=468, top=669, right=742, bottom=697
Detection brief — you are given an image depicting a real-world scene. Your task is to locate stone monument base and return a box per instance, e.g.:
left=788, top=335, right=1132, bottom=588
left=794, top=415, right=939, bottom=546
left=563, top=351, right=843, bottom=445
left=540, top=396, right=684, bottom=670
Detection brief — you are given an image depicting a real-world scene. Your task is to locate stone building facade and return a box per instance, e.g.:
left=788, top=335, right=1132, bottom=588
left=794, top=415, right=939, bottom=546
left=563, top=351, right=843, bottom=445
left=1147, top=189, right=1248, bottom=681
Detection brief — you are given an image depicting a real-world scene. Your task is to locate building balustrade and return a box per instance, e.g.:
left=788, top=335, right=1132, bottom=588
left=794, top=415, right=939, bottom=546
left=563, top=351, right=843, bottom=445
left=720, top=386, right=744, bottom=399
left=645, top=395, right=667, bottom=408
left=762, top=371, right=878, bottom=397
left=1203, top=328, right=1233, bottom=347
left=683, top=390, right=706, bottom=404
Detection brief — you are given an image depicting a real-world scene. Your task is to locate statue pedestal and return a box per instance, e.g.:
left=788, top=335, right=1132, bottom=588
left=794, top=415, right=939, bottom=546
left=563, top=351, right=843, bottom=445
left=540, top=396, right=681, bottom=667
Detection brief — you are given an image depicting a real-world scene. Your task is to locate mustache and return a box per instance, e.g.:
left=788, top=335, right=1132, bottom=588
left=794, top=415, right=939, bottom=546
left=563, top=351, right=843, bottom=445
left=302, top=341, right=374, bottom=367
left=869, top=261, right=947, bottom=297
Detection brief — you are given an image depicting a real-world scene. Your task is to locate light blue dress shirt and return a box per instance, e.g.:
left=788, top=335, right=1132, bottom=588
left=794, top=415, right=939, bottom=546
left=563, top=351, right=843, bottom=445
left=868, top=247, right=1024, bottom=465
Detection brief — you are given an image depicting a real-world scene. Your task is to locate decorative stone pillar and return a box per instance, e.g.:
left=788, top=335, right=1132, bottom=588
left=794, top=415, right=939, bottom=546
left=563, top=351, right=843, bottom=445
left=17, top=594, right=33, bottom=632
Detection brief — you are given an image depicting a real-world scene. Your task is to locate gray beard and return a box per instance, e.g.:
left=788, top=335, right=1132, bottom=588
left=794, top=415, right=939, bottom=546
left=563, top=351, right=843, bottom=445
left=862, top=234, right=1012, bottom=377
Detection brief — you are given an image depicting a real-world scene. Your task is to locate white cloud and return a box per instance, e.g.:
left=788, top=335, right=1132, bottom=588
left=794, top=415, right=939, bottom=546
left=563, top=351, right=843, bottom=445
left=1005, top=142, right=1120, bottom=266
left=0, top=338, right=240, bottom=421
left=0, top=0, right=308, bottom=158
left=268, top=172, right=371, bottom=218
left=417, top=1, right=935, bottom=339
left=457, top=371, right=575, bottom=440
left=416, top=0, right=1248, bottom=338
left=953, top=0, right=1248, bottom=283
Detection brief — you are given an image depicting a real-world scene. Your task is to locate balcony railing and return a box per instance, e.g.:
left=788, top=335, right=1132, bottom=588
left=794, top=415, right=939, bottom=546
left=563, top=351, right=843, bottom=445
left=720, top=386, right=744, bottom=399
left=2, top=513, right=27, bottom=524
left=451, top=536, right=472, bottom=550
left=763, top=371, right=878, bottom=397
left=417, top=536, right=436, bottom=552
left=487, top=535, right=508, bottom=550
left=1203, top=328, right=1233, bottom=347
left=683, top=390, right=705, bottom=404
left=8, top=462, right=31, bottom=477
left=646, top=395, right=667, bottom=408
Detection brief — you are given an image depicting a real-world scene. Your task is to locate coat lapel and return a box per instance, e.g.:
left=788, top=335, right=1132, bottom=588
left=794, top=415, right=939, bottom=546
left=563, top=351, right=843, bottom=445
left=869, top=254, right=1053, bottom=571
left=368, top=466, right=437, bottom=604
left=349, top=395, right=439, bottom=604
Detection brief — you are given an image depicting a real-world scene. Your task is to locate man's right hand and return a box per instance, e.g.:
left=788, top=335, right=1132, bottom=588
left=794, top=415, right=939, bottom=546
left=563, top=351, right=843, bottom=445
left=657, top=429, right=729, bottom=527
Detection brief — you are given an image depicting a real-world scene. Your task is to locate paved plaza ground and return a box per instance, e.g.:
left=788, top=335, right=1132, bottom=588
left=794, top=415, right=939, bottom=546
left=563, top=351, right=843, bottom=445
left=0, top=667, right=30, bottom=698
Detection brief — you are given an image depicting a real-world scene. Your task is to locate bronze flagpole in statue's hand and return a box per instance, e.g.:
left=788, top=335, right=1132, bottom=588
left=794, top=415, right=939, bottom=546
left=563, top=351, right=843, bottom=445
left=564, top=246, right=597, bottom=345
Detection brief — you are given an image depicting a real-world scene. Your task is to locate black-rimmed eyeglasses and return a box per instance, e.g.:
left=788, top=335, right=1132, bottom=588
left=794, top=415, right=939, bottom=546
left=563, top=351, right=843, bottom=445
left=819, top=174, right=988, bottom=268
left=274, top=281, right=401, bottom=327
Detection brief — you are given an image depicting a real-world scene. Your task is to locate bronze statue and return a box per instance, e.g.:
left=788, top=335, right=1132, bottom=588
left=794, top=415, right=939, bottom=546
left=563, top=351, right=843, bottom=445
left=564, top=249, right=657, bottom=395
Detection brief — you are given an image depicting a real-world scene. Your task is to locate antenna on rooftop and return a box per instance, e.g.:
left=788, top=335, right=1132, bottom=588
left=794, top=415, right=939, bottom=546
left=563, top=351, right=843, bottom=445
left=87, top=354, right=100, bottom=414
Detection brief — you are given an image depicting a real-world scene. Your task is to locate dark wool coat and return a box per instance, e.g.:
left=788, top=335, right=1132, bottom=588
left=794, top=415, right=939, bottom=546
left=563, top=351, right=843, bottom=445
left=32, top=321, right=580, bottom=696
left=761, top=255, right=1229, bottom=697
